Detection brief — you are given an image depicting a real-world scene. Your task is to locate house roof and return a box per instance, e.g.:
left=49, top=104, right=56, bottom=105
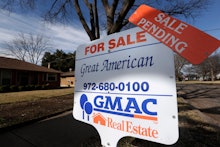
left=0, top=56, right=61, bottom=73
left=61, top=71, right=75, bottom=77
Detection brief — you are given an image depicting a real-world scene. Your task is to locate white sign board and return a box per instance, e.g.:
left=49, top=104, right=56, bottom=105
left=73, top=27, right=179, bottom=146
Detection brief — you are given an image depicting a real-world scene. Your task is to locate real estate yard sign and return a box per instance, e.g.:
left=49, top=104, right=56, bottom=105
left=73, top=27, right=179, bottom=146
left=129, top=5, right=220, bottom=65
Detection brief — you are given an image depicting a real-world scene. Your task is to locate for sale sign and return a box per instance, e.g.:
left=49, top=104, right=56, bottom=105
left=129, top=5, right=220, bottom=64
left=73, top=27, right=179, bottom=146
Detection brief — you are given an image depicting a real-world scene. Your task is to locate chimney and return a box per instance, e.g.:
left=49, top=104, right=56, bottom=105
left=48, top=63, right=51, bottom=69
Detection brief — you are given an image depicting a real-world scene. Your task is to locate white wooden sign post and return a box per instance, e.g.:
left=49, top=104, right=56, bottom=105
left=73, top=27, right=179, bottom=146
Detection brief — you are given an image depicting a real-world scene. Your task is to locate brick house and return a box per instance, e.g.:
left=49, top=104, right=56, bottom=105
left=60, top=71, right=75, bottom=87
left=0, top=56, right=61, bottom=88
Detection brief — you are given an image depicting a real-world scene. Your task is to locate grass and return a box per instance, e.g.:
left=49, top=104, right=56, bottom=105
left=176, top=80, right=220, bottom=84
left=0, top=88, right=74, bottom=104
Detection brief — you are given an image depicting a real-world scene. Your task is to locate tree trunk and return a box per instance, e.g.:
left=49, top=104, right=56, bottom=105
left=210, top=68, right=214, bottom=81
left=74, top=0, right=97, bottom=40
left=102, top=0, right=135, bottom=35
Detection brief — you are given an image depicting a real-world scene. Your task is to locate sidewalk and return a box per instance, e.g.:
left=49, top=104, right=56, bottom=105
left=0, top=111, right=100, bottom=147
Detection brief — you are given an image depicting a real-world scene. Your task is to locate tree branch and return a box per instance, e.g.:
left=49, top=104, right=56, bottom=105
left=74, top=0, right=96, bottom=40
left=109, top=0, right=135, bottom=34
left=93, top=0, right=100, bottom=38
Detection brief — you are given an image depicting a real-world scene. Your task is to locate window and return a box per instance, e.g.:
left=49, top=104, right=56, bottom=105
left=18, top=72, right=28, bottom=85
left=1, top=70, right=12, bottom=85
left=47, top=73, right=57, bottom=82
left=42, top=73, right=46, bottom=81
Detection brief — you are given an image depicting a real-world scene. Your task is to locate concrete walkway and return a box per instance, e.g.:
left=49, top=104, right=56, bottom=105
left=0, top=111, right=100, bottom=147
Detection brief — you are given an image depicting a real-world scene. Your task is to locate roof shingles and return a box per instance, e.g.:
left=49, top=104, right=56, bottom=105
left=0, top=56, right=61, bottom=73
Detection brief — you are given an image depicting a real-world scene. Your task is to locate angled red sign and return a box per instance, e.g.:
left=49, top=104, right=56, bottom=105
left=129, top=4, right=220, bottom=64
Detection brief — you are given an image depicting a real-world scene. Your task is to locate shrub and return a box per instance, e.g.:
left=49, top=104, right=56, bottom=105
left=10, top=85, right=19, bottom=92
left=35, top=85, right=42, bottom=90
left=18, top=86, right=25, bottom=91
left=29, top=85, right=35, bottom=90
left=0, top=85, right=10, bottom=92
left=42, top=84, right=49, bottom=90
left=0, top=86, right=3, bottom=92
left=24, top=85, right=35, bottom=91
left=24, top=85, right=30, bottom=91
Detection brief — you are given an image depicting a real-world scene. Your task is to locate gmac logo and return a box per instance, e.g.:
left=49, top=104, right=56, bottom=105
left=80, top=94, right=158, bottom=121
left=80, top=94, right=93, bottom=121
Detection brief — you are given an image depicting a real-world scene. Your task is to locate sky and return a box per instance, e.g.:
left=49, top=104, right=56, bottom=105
left=0, top=9, right=89, bottom=55
left=0, top=0, right=219, bottom=59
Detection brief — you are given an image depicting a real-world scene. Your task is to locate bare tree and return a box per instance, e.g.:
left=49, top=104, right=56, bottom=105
left=4, top=33, right=51, bottom=64
left=46, top=0, right=209, bottom=40
left=1, top=0, right=210, bottom=41
left=193, top=53, right=220, bottom=81
left=174, top=54, right=189, bottom=81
